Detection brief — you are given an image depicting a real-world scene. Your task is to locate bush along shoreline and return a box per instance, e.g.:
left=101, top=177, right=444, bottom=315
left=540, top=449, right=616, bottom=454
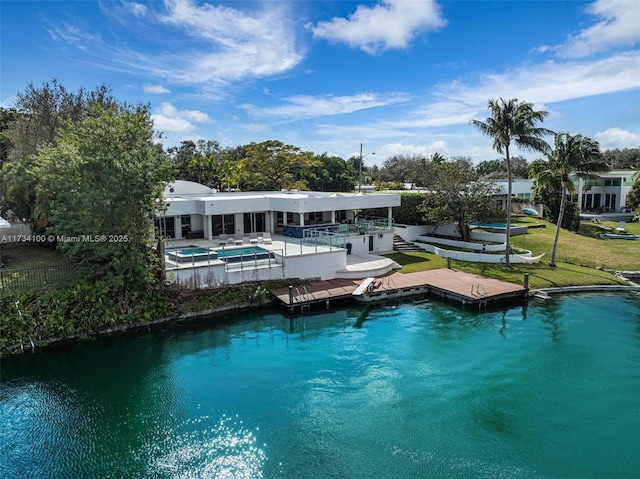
left=0, top=281, right=275, bottom=357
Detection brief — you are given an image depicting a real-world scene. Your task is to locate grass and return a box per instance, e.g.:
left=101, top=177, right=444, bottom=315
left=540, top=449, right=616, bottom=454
left=1, top=243, right=71, bottom=269
left=0, top=243, right=78, bottom=293
left=385, top=216, right=640, bottom=290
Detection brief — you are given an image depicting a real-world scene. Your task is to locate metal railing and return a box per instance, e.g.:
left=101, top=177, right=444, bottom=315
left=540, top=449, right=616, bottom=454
left=0, top=263, right=81, bottom=293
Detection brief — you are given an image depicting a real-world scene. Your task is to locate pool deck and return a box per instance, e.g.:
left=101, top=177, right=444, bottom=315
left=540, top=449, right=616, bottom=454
left=271, top=268, right=527, bottom=312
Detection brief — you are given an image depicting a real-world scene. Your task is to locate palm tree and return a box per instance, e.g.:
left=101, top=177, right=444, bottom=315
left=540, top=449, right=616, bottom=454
left=536, top=132, right=609, bottom=267
left=470, top=98, right=552, bottom=266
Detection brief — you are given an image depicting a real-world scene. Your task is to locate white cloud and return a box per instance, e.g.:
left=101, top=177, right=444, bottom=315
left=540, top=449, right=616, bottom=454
left=239, top=92, right=410, bottom=120
left=50, top=0, right=305, bottom=91
left=125, top=2, right=147, bottom=17
left=377, top=142, right=447, bottom=160
left=538, top=0, right=640, bottom=58
left=594, top=127, right=640, bottom=149
left=310, top=0, right=446, bottom=55
left=159, top=0, right=304, bottom=84
left=151, top=102, right=210, bottom=133
left=143, top=84, right=170, bottom=94
left=438, top=51, right=640, bottom=107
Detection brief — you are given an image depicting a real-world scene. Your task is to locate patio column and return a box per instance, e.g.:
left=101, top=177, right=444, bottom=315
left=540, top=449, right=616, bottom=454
left=577, top=177, right=584, bottom=212
left=331, top=210, right=336, bottom=224
left=387, top=207, right=393, bottom=229
left=205, top=215, right=213, bottom=240
left=174, top=216, right=182, bottom=240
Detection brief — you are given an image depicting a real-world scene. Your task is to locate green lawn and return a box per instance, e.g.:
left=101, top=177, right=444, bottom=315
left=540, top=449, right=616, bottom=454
left=1, top=243, right=71, bottom=269
left=385, top=216, right=640, bottom=290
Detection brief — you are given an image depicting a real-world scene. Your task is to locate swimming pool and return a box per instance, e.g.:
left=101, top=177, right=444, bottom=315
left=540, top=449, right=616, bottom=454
left=166, top=246, right=274, bottom=264
left=470, top=223, right=528, bottom=235
left=216, top=246, right=274, bottom=263
left=166, top=247, right=217, bottom=263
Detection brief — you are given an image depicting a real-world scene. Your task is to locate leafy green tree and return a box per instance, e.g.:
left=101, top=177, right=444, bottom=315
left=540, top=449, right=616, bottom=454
left=626, top=171, right=640, bottom=209
left=395, top=193, right=431, bottom=224
left=0, top=107, right=17, bottom=167
left=532, top=133, right=609, bottom=267
left=304, top=153, right=354, bottom=192
left=377, top=155, right=421, bottom=187
left=1, top=80, right=115, bottom=226
left=239, top=140, right=319, bottom=190
left=602, top=148, right=640, bottom=169
left=475, top=159, right=502, bottom=178
left=470, top=98, right=552, bottom=266
left=417, top=161, right=504, bottom=241
left=36, top=104, right=174, bottom=285
left=166, top=139, right=221, bottom=186
left=0, top=158, right=38, bottom=222
left=7, top=79, right=115, bottom=161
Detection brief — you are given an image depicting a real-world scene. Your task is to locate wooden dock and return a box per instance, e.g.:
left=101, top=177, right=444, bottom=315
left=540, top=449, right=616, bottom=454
left=270, top=268, right=527, bottom=312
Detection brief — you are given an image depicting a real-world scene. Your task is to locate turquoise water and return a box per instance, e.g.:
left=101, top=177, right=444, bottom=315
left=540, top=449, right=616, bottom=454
left=177, top=247, right=212, bottom=255
left=1, top=294, right=639, bottom=478
left=216, top=246, right=269, bottom=258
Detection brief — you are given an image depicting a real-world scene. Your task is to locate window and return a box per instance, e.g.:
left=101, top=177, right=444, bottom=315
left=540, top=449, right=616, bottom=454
left=211, top=214, right=235, bottom=236
left=605, top=194, right=617, bottom=208
left=155, top=217, right=175, bottom=238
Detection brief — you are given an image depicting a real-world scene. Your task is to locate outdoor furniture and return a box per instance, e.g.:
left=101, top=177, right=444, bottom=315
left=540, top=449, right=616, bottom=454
left=234, top=233, right=244, bottom=245
left=262, top=232, right=272, bottom=244
left=616, top=221, right=627, bottom=232
left=249, top=232, right=259, bottom=245
left=218, top=234, right=228, bottom=245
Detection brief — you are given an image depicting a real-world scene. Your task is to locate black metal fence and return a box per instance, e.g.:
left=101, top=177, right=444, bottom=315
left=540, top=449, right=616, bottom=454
left=0, top=263, right=81, bottom=293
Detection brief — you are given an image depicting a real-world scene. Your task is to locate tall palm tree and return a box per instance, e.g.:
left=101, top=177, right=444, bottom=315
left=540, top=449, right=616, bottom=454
left=470, top=98, right=552, bottom=266
left=537, top=132, right=609, bottom=267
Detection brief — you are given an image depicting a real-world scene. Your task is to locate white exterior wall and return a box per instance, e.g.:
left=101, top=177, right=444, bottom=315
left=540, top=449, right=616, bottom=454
left=283, top=250, right=345, bottom=281
left=394, top=225, right=430, bottom=242
left=168, top=250, right=347, bottom=288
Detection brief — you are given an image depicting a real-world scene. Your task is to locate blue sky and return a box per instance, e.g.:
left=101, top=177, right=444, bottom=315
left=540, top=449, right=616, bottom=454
left=2, top=0, right=639, bottom=166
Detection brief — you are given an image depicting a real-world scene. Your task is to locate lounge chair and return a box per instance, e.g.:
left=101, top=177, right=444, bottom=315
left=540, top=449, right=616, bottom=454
left=262, top=232, right=272, bottom=244
left=249, top=232, right=259, bottom=245
left=234, top=233, right=244, bottom=245
left=218, top=234, right=228, bottom=246
left=616, top=221, right=627, bottom=232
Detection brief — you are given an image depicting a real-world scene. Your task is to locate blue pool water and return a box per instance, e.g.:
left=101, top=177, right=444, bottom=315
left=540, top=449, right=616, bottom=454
left=1, top=293, right=639, bottom=478
left=177, top=247, right=211, bottom=255
left=216, top=246, right=269, bottom=258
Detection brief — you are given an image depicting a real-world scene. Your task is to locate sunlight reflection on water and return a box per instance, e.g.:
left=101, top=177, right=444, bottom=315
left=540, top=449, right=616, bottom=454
left=148, top=414, right=266, bottom=479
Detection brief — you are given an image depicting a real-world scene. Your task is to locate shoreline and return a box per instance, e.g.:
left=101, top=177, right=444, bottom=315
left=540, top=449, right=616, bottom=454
left=3, top=281, right=640, bottom=358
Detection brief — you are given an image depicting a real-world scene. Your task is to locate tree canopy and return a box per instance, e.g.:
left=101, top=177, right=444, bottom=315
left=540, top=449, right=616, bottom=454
left=239, top=140, right=319, bottom=190
left=417, top=160, right=504, bottom=241
left=36, top=103, right=174, bottom=285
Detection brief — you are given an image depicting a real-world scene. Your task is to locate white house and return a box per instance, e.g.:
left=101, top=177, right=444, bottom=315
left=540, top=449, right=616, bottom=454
left=491, top=169, right=638, bottom=214
left=576, top=170, right=636, bottom=213
left=153, top=181, right=403, bottom=288
left=156, top=180, right=401, bottom=254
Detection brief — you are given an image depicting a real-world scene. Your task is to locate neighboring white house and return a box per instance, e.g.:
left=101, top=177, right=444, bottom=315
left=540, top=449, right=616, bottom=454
left=576, top=170, right=636, bottom=213
left=155, top=180, right=401, bottom=254
left=490, top=169, right=638, bottom=214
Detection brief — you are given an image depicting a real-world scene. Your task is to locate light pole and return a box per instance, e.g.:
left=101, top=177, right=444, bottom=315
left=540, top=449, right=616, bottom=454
left=358, top=143, right=375, bottom=192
